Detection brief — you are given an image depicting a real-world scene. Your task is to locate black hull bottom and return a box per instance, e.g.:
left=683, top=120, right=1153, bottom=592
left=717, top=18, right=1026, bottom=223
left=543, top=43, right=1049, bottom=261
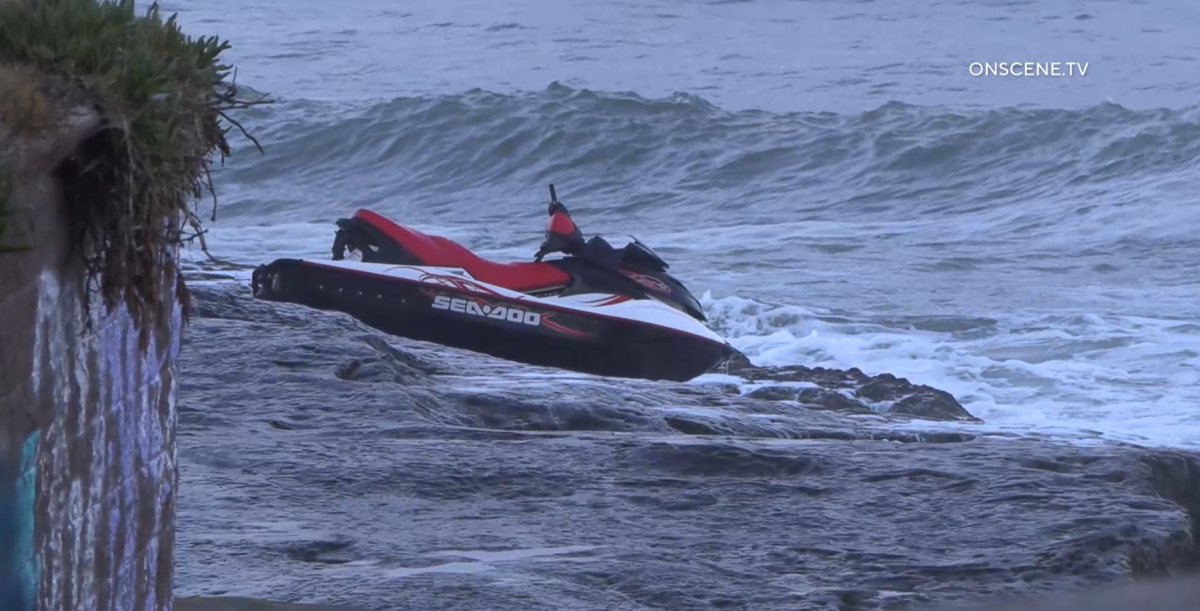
left=250, top=259, right=735, bottom=382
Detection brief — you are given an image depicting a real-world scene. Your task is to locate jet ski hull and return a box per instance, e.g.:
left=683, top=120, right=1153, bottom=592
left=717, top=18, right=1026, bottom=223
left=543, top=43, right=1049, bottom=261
left=251, top=258, right=736, bottom=382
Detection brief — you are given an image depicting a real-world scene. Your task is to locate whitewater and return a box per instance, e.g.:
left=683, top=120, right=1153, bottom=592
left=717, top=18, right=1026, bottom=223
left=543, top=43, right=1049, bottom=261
left=167, top=0, right=1200, bottom=450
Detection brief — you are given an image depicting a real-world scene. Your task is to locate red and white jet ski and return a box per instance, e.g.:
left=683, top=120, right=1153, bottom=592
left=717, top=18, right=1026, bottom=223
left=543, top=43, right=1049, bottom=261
left=251, top=185, right=736, bottom=382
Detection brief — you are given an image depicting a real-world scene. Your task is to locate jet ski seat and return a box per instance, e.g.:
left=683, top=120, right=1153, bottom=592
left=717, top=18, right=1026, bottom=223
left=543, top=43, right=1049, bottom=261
left=353, top=209, right=571, bottom=293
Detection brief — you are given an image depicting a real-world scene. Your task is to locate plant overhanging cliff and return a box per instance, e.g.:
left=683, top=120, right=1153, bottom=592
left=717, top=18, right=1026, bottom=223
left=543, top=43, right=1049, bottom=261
left=0, top=0, right=267, bottom=334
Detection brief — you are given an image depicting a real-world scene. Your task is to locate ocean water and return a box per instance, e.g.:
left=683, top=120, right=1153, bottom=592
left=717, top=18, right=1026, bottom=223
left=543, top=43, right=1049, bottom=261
left=168, top=0, right=1200, bottom=449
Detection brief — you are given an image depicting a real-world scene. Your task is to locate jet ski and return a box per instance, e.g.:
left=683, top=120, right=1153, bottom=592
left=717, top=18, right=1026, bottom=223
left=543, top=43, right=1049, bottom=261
left=250, top=185, right=736, bottom=382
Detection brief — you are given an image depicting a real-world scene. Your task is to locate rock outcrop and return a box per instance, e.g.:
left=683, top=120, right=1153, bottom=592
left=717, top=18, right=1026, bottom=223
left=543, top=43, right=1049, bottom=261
left=174, top=282, right=1200, bottom=611
left=718, top=350, right=980, bottom=422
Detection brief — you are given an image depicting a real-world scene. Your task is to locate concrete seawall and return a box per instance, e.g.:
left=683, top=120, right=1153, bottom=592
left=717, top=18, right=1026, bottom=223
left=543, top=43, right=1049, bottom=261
left=1, top=112, right=181, bottom=610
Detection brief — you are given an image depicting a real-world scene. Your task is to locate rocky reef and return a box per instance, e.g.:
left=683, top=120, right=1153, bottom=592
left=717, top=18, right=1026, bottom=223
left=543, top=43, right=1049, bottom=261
left=176, top=281, right=1200, bottom=611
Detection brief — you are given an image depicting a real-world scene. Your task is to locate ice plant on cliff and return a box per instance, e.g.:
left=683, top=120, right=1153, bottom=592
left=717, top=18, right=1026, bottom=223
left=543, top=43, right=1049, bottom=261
left=0, top=0, right=269, bottom=338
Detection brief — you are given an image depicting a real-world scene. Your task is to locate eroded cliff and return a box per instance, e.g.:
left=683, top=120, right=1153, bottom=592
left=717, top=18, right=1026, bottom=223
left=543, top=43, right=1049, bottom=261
left=0, top=1, right=260, bottom=609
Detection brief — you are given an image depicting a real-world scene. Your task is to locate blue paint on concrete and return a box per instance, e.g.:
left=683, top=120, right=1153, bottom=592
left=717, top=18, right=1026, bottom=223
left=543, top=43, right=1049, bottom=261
left=0, top=432, right=38, bottom=611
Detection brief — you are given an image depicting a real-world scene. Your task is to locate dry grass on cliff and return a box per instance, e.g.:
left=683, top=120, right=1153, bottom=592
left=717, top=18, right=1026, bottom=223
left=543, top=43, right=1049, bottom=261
left=0, top=62, right=50, bottom=132
left=0, top=0, right=269, bottom=337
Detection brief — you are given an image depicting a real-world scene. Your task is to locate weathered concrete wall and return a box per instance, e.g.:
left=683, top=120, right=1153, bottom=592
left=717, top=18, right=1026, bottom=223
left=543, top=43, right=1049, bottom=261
left=1, top=115, right=181, bottom=611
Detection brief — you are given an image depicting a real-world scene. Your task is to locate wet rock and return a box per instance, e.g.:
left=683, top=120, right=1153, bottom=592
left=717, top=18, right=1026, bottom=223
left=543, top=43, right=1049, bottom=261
left=928, top=573, right=1200, bottom=611
left=189, top=283, right=315, bottom=328
left=177, top=598, right=370, bottom=611
left=891, top=390, right=970, bottom=421
left=333, top=355, right=426, bottom=386
left=724, top=349, right=755, bottom=371
left=730, top=357, right=979, bottom=422
left=797, top=387, right=875, bottom=414
left=281, top=536, right=356, bottom=565
left=176, top=283, right=1200, bottom=611
left=745, top=385, right=800, bottom=401
left=662, top=416, right=724, bottom=436
left=354, top=334, right=440, bottom=376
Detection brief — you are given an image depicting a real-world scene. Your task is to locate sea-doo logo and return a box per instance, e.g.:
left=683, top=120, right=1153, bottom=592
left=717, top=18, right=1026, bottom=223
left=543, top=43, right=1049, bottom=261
left=432, top=295, right=542, bottom=326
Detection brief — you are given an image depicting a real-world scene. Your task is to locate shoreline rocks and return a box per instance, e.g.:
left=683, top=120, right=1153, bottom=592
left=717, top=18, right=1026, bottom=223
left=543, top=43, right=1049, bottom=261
left=174, top=282, right=1199, bottom=611
left=721, top=349, right=980, bottom=422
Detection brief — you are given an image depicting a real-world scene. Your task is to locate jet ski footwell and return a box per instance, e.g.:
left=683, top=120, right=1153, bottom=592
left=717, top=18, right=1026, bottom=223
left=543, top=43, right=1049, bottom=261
left=250, top=258, right=737, bottom=382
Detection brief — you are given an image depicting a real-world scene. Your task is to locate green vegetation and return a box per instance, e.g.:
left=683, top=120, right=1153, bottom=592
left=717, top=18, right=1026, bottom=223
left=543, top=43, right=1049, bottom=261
left=0, top=0, right=268, bottom=332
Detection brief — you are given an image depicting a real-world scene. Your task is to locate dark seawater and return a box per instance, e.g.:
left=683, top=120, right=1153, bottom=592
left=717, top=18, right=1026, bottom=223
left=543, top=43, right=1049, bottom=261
left=164, top=0, right=1200, bottom=608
